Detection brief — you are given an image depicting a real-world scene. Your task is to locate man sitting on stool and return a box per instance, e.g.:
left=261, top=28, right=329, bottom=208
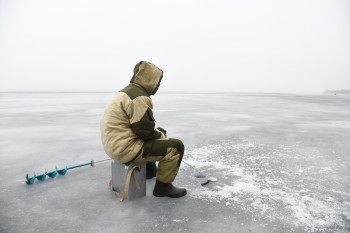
left=100, top=61, right=186, bottom=198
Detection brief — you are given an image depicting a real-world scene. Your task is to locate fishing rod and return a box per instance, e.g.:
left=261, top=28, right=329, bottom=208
left=182, top=160, right=202, bottom=175
left=182, top=160, right=218, bottom=186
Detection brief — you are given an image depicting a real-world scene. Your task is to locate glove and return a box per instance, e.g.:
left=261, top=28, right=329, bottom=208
left=157, top=127, right=167, bottom=138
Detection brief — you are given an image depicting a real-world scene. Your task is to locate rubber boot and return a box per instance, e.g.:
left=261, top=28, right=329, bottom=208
left=153, top=180, right=187, bottom=198
left=146, top=162, right=157, bottom=179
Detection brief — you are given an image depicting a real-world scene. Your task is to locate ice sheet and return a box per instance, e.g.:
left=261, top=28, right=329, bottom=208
left=0, top=92, right=349, bottom=233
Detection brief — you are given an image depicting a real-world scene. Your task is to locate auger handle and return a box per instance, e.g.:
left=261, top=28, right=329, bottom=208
left=67, top=161, right=93, bottom=170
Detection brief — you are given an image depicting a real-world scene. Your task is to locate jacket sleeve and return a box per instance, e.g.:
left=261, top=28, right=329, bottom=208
left=127, top=96, right=162, bottom=141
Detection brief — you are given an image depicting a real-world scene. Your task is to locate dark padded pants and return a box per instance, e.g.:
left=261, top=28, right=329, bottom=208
left=133, top=138, right=184, bottom=183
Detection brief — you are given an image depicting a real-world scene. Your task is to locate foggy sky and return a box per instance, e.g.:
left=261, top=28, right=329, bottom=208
left=0, top=0, right=349, bottom=94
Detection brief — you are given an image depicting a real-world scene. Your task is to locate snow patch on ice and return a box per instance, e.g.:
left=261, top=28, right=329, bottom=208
left=171, top=217, right=188, bottom=223
left=183, top=140, right=350, bottom=232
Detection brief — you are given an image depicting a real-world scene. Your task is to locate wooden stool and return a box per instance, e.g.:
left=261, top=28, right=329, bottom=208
left=109, top=161, right=146, bottom=201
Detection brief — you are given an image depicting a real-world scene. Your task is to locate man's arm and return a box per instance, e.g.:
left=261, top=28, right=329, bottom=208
left=127, top=96, right=163, bottom=141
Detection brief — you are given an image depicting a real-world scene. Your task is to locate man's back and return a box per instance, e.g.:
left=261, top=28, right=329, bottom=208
left=100, top=61, right=163, bottom=163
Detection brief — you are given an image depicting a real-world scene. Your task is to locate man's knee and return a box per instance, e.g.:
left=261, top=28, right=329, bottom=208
left=167, top=138, right=184, bottom=167
left=168, top=138, right=184, bottom=156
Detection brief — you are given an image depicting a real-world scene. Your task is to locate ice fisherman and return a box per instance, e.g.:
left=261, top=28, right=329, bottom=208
left=100, top=61, right=187, bottom=198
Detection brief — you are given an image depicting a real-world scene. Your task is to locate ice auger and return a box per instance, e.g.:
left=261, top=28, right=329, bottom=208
left=25, top=158, right=112, bottom=185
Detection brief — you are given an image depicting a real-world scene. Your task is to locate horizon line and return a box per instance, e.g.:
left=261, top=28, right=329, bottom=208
left=0, top=90, right=339, bottom=95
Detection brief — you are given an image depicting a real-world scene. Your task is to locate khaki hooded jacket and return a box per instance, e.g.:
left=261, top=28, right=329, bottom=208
left=100, top=61, right=165, bottom=163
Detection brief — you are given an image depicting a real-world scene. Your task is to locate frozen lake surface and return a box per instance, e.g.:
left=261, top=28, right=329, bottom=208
left=0, top=92, right=349, bottom=233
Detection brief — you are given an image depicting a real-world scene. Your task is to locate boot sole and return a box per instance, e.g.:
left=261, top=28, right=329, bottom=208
left=153, top=190, right=187, bottom=198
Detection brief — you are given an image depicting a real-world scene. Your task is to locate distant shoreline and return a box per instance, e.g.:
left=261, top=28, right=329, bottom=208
left=323, top=89, right=350, bottom=94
